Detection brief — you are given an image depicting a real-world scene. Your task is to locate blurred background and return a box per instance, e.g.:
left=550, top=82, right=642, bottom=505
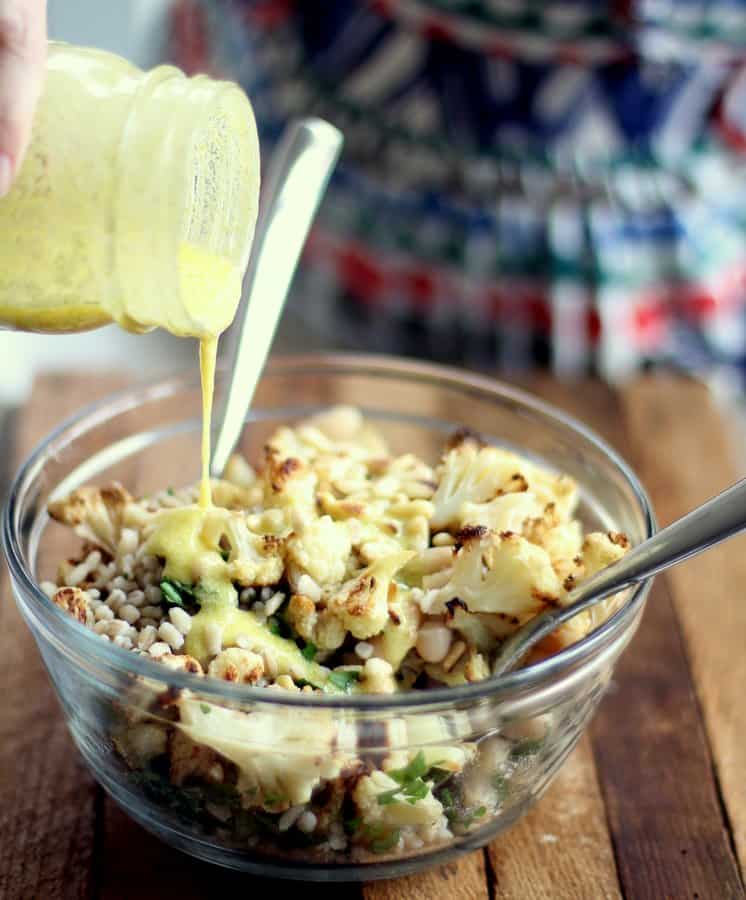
left=3, top=0, right=746, bottom=405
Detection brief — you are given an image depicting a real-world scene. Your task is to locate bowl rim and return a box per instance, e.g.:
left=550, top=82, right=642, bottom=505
left=2, top=353, right=656, bottom=711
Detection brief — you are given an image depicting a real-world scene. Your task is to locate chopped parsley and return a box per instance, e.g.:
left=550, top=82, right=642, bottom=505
left=301, top=641, right=317, bottom=661
left=267, top=618, right=282, bottom=636
left=199, top=704, right=211, bottom=715
left=327, top=670, right=360, bottom=693
left=388, top=751, right=428, bottom=784
left=160, top=578, right=197, bottom=611
left=377, top=752, right=433, bottom=806
left=219, top=547, right=230, bottom=562
left=166, top=487, right=175, bottom=496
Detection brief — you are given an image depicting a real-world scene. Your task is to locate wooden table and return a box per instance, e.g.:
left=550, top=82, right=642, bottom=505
left=1, top=373, right=745, bottom=900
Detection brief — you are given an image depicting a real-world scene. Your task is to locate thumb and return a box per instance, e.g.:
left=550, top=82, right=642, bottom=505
left=0, top=0, right=47, bottom=197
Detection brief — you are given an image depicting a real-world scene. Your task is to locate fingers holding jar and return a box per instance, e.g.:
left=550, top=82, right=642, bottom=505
left=0, top=0, right=46, bottom=196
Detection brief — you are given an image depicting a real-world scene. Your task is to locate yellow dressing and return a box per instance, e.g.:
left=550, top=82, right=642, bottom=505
left=199, top=336, right=218, bottom=508
left=184, top=606, right=332, bottom=684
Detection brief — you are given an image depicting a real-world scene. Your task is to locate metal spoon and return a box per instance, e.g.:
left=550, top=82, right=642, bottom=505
left=210, top=117, right=344, bottom=477
left=492, top=477, right=746, bottom=676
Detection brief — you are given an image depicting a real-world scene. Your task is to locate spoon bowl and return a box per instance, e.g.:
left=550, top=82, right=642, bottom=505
left=492, top=478, right=746, bottom=676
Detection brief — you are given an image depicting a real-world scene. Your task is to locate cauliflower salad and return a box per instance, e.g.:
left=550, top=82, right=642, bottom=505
left=43, top=406, right=629, bottom=861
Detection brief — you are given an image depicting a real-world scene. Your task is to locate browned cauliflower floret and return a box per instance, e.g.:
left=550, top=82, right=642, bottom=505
left=285, top=593, right=347, bottom=651
left=157, top=653, right=204, bottom=675
left=48, top=482, right=133, bottom=554
left=421, top=531, right=561, bottom=619
left=51, top=586, right=94, bottom=626
left=327, top=550, right=414, bottom=640
left=431, top=435, right=578, bottom=531
left=207, top=648, right=264, bottom=683
left=532, top=530, right=631, bottom=658
left=286, top=515, right=351, bottom=587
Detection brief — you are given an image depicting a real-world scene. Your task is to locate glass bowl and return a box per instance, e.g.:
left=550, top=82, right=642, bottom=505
left=2, top=354, right=654, bottom=881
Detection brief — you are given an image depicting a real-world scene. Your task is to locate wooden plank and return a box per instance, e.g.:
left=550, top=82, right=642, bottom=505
left=519, top=377, right=744, bottom=898
left=487, top=737, right=621, bottom=900
left=620, top=376, right=746, bottom=875
left=463, top=379, right=623, bottom=899
left=592, top=578, right=743, bottom=899
left=0, top=375, right=126, bottom=900
left=364, top=852, right=489, bottom=900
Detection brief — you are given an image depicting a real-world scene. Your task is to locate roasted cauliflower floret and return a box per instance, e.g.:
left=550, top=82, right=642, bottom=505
left=532, top=530, right=631, bottom=658
left=177, top=698, right=349, bottom=808
left=207, top=648, right=265, bottom=683
left=157, top=653, right=204, bottom=675
left=48, top=482, right=134, bottom=554
left=369, top=588, right=421, bottom=670
left=285, top=593, right=346, bottom=651
left=354, top=770, right=445, bottom=831
left=327, top=550, right=414, bottom=640
left=582, top=531, right=630, bottom=578
left=51, top=586, right=94, bottom=626
left=459, top=491, right=544, bottom=534
left=421, top=531, right=561, bottom=618
left=262, top=447, right=318, bottom=522
left=286, top=515, right=351, bottom=587
left=221, top=514, right=285, bottom=587
left=431, top=435, right=578, bottom=530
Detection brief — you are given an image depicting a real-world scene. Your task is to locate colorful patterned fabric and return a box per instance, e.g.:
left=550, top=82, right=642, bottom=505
left=171, top=0, right=746, bottom=384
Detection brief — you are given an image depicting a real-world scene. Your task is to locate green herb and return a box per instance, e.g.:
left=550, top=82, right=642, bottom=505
left=160, top=578, right=197, bottom=609
left=376, top=752, right=433, bottom=807
left=160, top=580, right=185, bottom=607
left=510, top=739, right=544, bottom=760
left=376, top=787, right=402, bottom=806
left=301, top=641, right=317, bottom=661
left=167, top=487, right=175, bottom=496
left=327, top=670, right=361, bottom=692
left=219, top=547, right=230, bottom=562
left=439, top=787, right=455, bottom=815
left=267, top=618, right=282, bottom=636
left=295, top=678, right=321, bottom=691
left=199, top=704, right=211, bottom=714
left=403, top=778, right=429, bottom=804
left=263, top=793, right=286, bottom=807
left=388, top=751, right=427, bottom=785
left=460, top=806, right=487, bottom=828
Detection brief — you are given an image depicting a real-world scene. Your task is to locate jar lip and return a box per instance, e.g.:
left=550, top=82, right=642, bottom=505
left=2, top=353, right=656, bottom=711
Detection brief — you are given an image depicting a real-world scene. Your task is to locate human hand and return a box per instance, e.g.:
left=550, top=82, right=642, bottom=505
left=0, top=0, right=46, bottom=197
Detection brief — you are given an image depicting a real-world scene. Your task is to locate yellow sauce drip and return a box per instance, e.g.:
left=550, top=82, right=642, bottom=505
left=199, top=336, right=218, bottom=508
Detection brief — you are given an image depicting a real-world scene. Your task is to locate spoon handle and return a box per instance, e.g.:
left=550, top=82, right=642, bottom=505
left=492, top=477, right=746, bottom=675
left=210, top=117, right=343, bottom=477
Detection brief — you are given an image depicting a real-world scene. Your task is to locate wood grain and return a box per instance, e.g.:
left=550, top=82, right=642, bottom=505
left=520, top=376, right=744, bottom=898
left=592, top=576, right=743, bottom=899
left=0, top=375, right=125, bottom=900
left=364, top=852, right=489, bottom=900
left=621, top=376, right=746, bottom=876
left=487, top=737, right=622, bottom=900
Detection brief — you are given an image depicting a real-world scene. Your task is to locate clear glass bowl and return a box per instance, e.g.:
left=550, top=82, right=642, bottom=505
left=2, top=355, right=654, bottom=881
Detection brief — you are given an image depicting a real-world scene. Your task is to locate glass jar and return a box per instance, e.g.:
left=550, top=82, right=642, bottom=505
left=0, top=42, right=260, bottom=338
